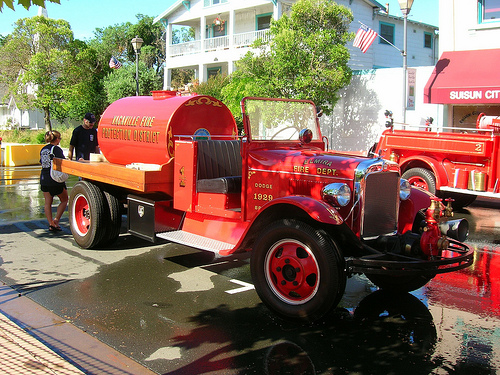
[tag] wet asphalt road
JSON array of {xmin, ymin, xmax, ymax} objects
[{"xmin": 1, "ymin": 165, "xmax": 500, "ymax": 374}]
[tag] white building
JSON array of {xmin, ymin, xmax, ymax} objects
[
  {"xmin": 154, "ymin": 0, "xmax": 438, "ymax": 89},
  {"xmin": 423, "ymin": 0, "xmax": 500, "ymax": 128}
]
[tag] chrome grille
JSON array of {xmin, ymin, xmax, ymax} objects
[{"xmin": 361, "ymin": 171, "xmax": 399, "ymax": 239}]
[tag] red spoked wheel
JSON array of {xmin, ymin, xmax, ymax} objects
[
  {"xmin": 402, "ymin": 167, "xmax": 436, "ymax": 195},
  {"xmin": 69, "ymin": 181, "xmax": 107, "ymax": 249},
  {"xmin": 251, "ymin": 219, "xmax": 345, "ymax": 322}
]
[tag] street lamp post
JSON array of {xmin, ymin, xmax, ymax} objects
[
  {"xmin": 131, "ymin": 36, "xmax": 144, "ymax": 96},
  {"xmin": 398, "ymin": 0, "xmax": 414, "ymax": 124}
]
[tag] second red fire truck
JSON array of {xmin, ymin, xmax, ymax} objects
[{"xmin": 375, "ymin": 111, "xmax": 500, "ymax": 209}]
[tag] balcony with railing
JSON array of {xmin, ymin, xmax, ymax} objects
[{"xmin": 168, "ymin": 29, "xmax": 270, "ymax": 58}]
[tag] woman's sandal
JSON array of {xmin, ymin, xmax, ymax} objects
[{"xmin": 49, "ymin": 225, "xmax": 62, "ymax": 231}]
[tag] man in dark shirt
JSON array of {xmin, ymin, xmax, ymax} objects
[{"xmin": 68, "ymin": 112, "xmax": 99, "ymax": 160}]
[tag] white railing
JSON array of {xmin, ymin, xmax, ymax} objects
[
  {"xmin": 168, "ymin": 29, "xmax": 270, "ymax": 58},
  {"xmin": 169, "ymin": 40, "xmax": 201, "ymax": 57},
  {"xmin": 204, "ymin": 35, "xmax": 229, "ymax": 51},
  {"xmin": 233, "ymin": 29, "xmax": 271, "ymax": 47}
]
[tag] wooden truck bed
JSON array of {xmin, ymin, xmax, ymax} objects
[{"xmin": 54, "ymin": 158, "xmax": 174, "ymax": 195}]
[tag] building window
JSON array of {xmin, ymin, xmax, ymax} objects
[
  {"xmin": 379, "ymin": 22, "xmax": 394, "ymax": 45},
  {"xmin": 424, "ymin": 32, "xmax": 432, "ymax": 48},
  {"xmin": 207, "ymin": 67, "xmax": 222, "ymax": 79},
  {"xmin": 479, "ymin": 0, "xmax": 500, "ymax": 23},
  {"xmin": 256, "ymin": 13, "xmax": 272, "ymax": 30},
  {"xmin": 204, "ymin": 0, "xmax": 228, "ymax": 6}
]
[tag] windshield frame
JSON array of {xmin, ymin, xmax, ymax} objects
[{"xmin": 241, "ymin": 97, "xmax": 322, "ymax": 142}]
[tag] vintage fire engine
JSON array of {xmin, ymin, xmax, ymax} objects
[
  {"xmin": 55, "ymin": 92, "xmax": 473, "ymax": 321},
  {"xmin": 375, "ymin": 111, "xmax": 500, "ymax": 208}
]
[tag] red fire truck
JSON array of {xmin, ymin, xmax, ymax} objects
[
  {"xmin": 374, "ymin": 111, "xmax": 500, "ymax": 209},
  {"xmin": 55, "ymin": 92, "xmax": 473, "ymax": 321}
]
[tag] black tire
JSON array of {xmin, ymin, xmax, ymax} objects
[
  {"xmin": 69, "ymin": 181, "xmax": 108, "ymax": 249},
  {"xmin": 366, "ymin": 273, "xmax": 435, "ymax": 293},
  {"xmin": 251, "ymin": 219, "xmax": 345, "ymax": 322},
  {"xmin": 402, "ymin": 167, "xmax": 436, "ymax": 195},
  {"xmin": 100, "ymin": 191, "xmax": 122, "ymax": 246}
]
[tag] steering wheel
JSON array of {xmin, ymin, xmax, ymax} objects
[{"xmin": 270, "ymin": 126, "xmax": 299, "ymax": 140}]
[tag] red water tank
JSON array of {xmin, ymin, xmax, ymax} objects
[{"xmin": 98, "ymin": 91, "xmax": 238, "ymax": 165}]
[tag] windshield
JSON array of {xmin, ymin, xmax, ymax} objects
[{"xmin": 243, "ymin": 98, "xmax": 321, "ymax": 141}]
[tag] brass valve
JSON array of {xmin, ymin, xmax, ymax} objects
[
  {"xmin": 429, "ymin": 197, "xmax": 442, "ymax": 222},
  {"xmin": 444, "ymin": 198, "xmax": 454, "ymax": 218}
]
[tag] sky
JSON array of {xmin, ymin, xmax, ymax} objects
[{"xmin": 0, "ymin": 0, "xmax": 438, "ymax": 40}]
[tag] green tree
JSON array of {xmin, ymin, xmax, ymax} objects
[
  {"xmin": 89, "ymin": 22, "xmax": 132, "ymax": 73},
  {"xmin": 0, "ymin": 0, "xmax": 59, "ymax": 12},
  {"xmin": 0, "ymin": 16, "xmax": 91, "ymax": 130},
  {"xmin": 223, "ymin": 0, "xmax": 354, "ymax": 116},
  {"xmin": 55, "ymin": 41, "xmax": 108, "ymax": 121},
  {"xmin": 128, "ymin": 14, "xmax": 165, "ymax": 74},
  {"xmin": 103, "ymin": 62, "xmax": 162, "ymax": 103},
  {"xmin": 171, "ymin": 68, "xmax": 195, "ymax": 90},
  {"xmin": 90, "ymin": 14, "xmax": 165, "ymax": 102},
  {"xmin": 193, "ymin": 74, "xmax": 230, "ymax": 100}
]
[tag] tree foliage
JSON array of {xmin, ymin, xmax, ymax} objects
[
  {"xmin": 0, "ymin": 0, "xmax": 59, "ymax": 12},
  {"xmin": 0, "ymin": 12, "xmax": 166, "ymax": 129},
  {"xmin": 103, "ymin": 62, "xmax": 162, "ymax": 103},
  {"xmin": 90, "ymin": 15, "xmax": 165, "ymax": 76},
  {"xmin": 91, "ymin": 15, "xmax": 165, "ymax": 102},
  {"xmin": 222, "ymin": 0, "xmax": 354, "ymax": 116},
  {"xmin": 0, "ymin": 16, "xmax": 91, "ymax": 130}
]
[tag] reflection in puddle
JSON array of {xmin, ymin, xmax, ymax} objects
[{"xmin": 0, "ymin": 166, "xmax": 77, "ymax": 223}]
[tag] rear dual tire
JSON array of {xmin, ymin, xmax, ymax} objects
[{"xmin": 69, "ymin": 181, "xmax": 122, "ymax": 249}]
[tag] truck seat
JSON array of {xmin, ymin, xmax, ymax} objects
[{"xmin": 196, "ymin": 140, "xmax": 242, "ymax": 194}]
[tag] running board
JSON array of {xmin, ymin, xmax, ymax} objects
[{"xmin": 156, "ymin": 230, "xmax": 235, "ymax": 255}]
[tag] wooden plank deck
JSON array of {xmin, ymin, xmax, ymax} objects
[{"xmin": 53, "ymin": 158, "xmax": 174, "ymax": 195}]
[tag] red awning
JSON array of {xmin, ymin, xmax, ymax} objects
[{"xmin": 424, "ymin": 49, "xmax": 500, "ymax": 104}]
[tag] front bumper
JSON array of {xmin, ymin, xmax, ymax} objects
[{"xmin": 346, "ymin": 239, "xmax": 474, "ymax": 276}]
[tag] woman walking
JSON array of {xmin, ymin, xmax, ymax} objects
[{"xmin": 40, "ymin": 130, "xmax": 68, "ymax": 231}]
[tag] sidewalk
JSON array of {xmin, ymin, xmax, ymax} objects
[
  {"xmin": 0, "ymin": 310, "xmax": 84, "ymax": 374},
  {"xmin": 0, "ymin": 284, "xmax": 156, "ymax": 375}
]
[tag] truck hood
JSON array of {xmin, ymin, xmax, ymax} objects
[{"xmin": 249, "ymin": 148, "xmax": 390, "ymax": 180}]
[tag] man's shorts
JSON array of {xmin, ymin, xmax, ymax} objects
[{"xmin": 41, "ymin": 184, "xmax": 67, "ymax": 197}]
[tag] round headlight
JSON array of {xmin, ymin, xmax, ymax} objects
[
  {"xmin": 400, "ymin": 178, "xmax": 411, "ymax": 200},
  {"xmin": 322, "ymin": 183, "xmax": 351, "ymax": 207}
]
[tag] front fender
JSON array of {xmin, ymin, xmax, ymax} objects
[
  {"xmin": 398, "ymin": 186, "xmax": 432, "ymax": 233},
  {"xmin": 401, "ymin": 155, "xmax": 448, "ymax": 188},
  {"xmin": 260, "ymin": 196, "xmax": 344, "ymax": 225},
  {"xmin": 233, "ymin": 196, "xmax": 345, "ymax": 255}
]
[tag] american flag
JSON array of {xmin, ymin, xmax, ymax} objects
[
  {"xmin": 353, "ymin": 25, "xmax": 378, "ymax": 53},
  {"xmin": 109, "ymin": 56, "xmax": 122, "ymax": 69}
]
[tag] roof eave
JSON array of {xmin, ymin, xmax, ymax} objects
[{"xmin": 153, "ymin": 0, "xmax": 184, "ymax": 24}]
